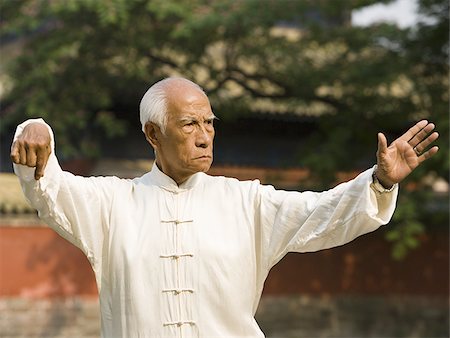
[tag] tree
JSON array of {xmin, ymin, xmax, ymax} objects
[{"xmin": 1, "ymin": 0, "xmax": 448, "ymax": 258}]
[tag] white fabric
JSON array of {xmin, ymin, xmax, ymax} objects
[{"xmin": 14, "ymin": 119, "xmax": 398, "ymax": 338}]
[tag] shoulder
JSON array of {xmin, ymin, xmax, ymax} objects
[
  {"xmin": 78, "ymin": 174, "xmax": 133, "ymax": 194},
  {"xmin": 204, "ymin": 172, "xmax": 258, "ymax": 185},
  {"xmin": 202, "ymin": 173, "xmax": 262, "ymax": 195}
]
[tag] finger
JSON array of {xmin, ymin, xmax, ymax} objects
[
  {"xmin": 10, "ymin": 141, "xmax": 20, "ymax": 164},
  {"xmin": 18, "ymin": 142, "xmax": 27, "ymax": 165},
  {"xmin": 377, "ymin": 132, "xmax": 388, "ymax": 155},
  {"xmin": 413, "ymin": 131, "xmax": 439, "ymax": 154},
  {"xmin": 418, "ymin": 146, "xmax": 439, "ymax": 164},
  {"xmin": 26, "ymin": 147, "xmax": 37, "ymax": 168},
  {"xmin": 398, "ymin": 120, "xmax": 429, "ymax": 143},
  {"xmin": 408, "ymin": 122, "xmax": 436, "ymax": 148},
  {"xmin": 34, "ymin": 148, "xmax": 50, "ymax": 180}
]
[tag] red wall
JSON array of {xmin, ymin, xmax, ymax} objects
[
  {"xmin": 0, "ymin": 225, "xmax": 448, "ymax": 298},
  {"xmin": 265, "ymin": 226, "xmax": 449, "ymax": 296},
  {"xmin": 0, "ymin": 227, "xmax": 97, "ymax": 298}
]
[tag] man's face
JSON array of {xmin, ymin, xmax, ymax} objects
[{"xmin": 150, "ymin": 84, "xmax": 215, "ymax": 184}]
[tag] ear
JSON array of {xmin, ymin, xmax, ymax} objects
[{"xmin": 144, "ymin": 122, "xmax": 161, "ymax": 149}]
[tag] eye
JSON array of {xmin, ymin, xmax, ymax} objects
[
  {"xmin": 205, "ymin": 119, "xmax": 215, "ymax": 128},
  {"xmin": 183, "ymin": 119, "xmax": 197, "ymax": 127},
  {"xmin": 182, "ymin": 120, "xmax": 196, "ymax": 132}
]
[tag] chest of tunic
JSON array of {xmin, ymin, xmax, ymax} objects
[
  {"xmin": 158, "ymin": 188, "xmax": 199, "ymax": 337},
  {"xmin": 104, "ymin": 178, "xmax": 262, "ymax": 338}
]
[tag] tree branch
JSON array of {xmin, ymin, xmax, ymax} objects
[
  {"xmin": 228, "ymin": 67, "xmax": 350, "ymax": 111},
  {"xmin": 147, "ymin": 52, "xmax": 179, "ymax": 69}
]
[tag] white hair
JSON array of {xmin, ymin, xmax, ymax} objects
[
  {"xmin": 139, "ymin": 77, "xmax": 205, "ymax": 135},
  {"xmin": 139, "ymin": 79, "xmax": 169, "ymax": 135}
]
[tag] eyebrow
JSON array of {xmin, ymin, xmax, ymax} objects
[
  {"xmin": 179, "ymin": 115, "xmax": 217, "ymax": 123},
  {"xmin": 206, "ymin": 115, "xmax": 218, "ymax": 121}
]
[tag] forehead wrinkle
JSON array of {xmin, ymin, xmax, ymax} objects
[{"xmin": 165, "ymin": 82, "xmax": 214, "ymax": 125}]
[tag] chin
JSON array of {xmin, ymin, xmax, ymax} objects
[
  {"xmin": 202, "ymin": 166, "xmax": 212, "ymax": 173},
  {"xmin": 195, "ymin": 161, "xmax": 213, "ymax": 173},
  {"xmin": 200, "ymin": 163, "xmax": 212, "ymax": 173}
]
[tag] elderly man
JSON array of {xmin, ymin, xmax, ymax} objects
[{"xmin": 11, "ymin": 77, "xmax": 439, "ymax": 338}]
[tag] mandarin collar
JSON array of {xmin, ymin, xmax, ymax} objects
[{"xmin": 146, "ymin": 162, "xmax": 204, "ymax": 193}]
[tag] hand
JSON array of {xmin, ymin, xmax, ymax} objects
[
  {"xmin": 10, "ymin": 122, "xmax": 51, "ymax": 180},
  {"xmin": 375, "ymin": 120, "xmax": 439, "ymax": 188}
]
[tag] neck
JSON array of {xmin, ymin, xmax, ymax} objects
[{"xmin": 155, "ymin": 159, "xmax": 190, "ymax": 186}]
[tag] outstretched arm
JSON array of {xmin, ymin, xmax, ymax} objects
[
  {"xmin": 375, "ymin": 120, "xmax": 439, "ymax": 188},
  {"xmin": 10, "ymin": 119, "xmax": 125, "ymax": 288}
]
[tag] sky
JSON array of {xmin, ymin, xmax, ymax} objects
[{"xmin": 352, "ymin": 0, "xmax": 420, "ymax": 28}]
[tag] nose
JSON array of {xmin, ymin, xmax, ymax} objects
[{"xmin": 195, "ymin": 125, "xmax": 213, "ymax": 148}]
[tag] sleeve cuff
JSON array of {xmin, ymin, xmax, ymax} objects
[{"xmin": 371, "ymin": 165, "xmax": 398, "ymax": 194}]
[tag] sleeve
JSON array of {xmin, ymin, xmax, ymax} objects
[
  {"xmin": 13, "ymin": 118, "xmax": 122, "ymax": 285},
  {"xmin": 255, "ymin": 167, "xmax": 398, "ymax": 270}
]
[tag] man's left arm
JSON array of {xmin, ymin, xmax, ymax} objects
[{"xmin": 257, "ymin": 120, "xmax": 439, "ymax": 270}]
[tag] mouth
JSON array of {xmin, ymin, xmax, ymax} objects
[{"xmin": 194, "ymin": 155, "xmax": 212, "ymax": 160}]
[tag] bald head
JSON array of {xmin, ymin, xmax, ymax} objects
[
  {"xmin": 139, "ymin": 77, "xmax": 206, "ymax": 134},
  {"xmin": 163, "ymin": 77, "xmax": 204, "ymax": 95}
]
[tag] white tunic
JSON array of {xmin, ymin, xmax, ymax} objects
[{"xmin": 14, "ymin": 119, "xmax": 398, "ymax": 338}]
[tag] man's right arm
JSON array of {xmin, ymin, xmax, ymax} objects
[{"xmin": 10, "ymin": 119, "xmax": 121, "ymax": 285}]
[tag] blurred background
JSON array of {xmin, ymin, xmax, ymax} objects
[{"xmin": 0, "ymin": 0, "xmax": 448, "ymax": 337}]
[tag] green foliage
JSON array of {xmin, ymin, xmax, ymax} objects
[
  {"xmin": 387, "ymin": 194, "xmax": 426, "ymax": 260},
  {"xmin": 386, "ymin": 189, "xmax": 449, "ymax": 260},
  {"xmin": 1, "ymin": 0, "xmax": 448, "ymax": 257}
]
